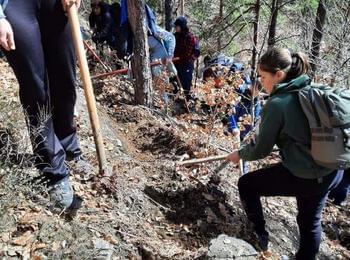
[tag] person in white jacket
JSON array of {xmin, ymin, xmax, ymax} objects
[{"xmin": 148, "ymin": 26, "xmax": 177, "ymax": 77}]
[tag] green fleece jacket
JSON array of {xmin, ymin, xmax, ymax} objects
[{"xmin": 239, "ymin": 74, "xmax": 333, "ymax": 179}]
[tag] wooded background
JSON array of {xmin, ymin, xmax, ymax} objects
[
  {"xmin": 79, "ymin": 0, "xmax": 350, "ymax": 105},
  {"xmin": 139, "ymin": 0, "xmax": 349, "ymax": 86}
]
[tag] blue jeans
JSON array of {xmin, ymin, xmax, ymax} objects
[
  {"xmin": 148, "ymin": 36, "xmax": 167, "ymax": 76},
  {"xmin": 238, "ymin": 163, "xmax": 343, "ymax": 259}
]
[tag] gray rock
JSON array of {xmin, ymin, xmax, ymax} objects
[
  {"xmin": 208, "ymin": 234, "xmax": 257, "ymax": 260},
  {"xmin": 93, "ymin": 239, "xmax": 114, "ymax": 260},
  {"xmin": 116, "ymin": 138, "xmax": 123, "ymax": 148}
]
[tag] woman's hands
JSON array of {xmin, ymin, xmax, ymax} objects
[
  {"xmin": 0, "ymin": 18, "xmax": 15, "ymax": 51},
  {"xmin": 227, "ymin": 150, "xmax": 240, "ymax": 164},
  {"xmin": 61, "ymin": 0, "xmax": 81, "ymax": 12}
]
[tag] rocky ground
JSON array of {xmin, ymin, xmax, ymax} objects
[{"xmin": 0, "ymin": 59, "xmax": 349, "ymax": 259}]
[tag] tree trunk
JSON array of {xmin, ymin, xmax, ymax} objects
[
  {"xmin": 179, "ymin": 0, "xmax": 185, "ymax": 16},
  {"xmin": 331, "ymin": 2, "xmax": 350, "ymax": 85},
  {"xmin": 158, "ymin": 1, "xmax": 165, "ymax": 27},
  {"xmin": 251, "ymin": 0, "xmax": 261, "ymax": 82},
  {"xmin": 165, "ymin": 0, "xmax": 173, "ymax": 32},
  {"xmin": 217, "ymin": 0, "xmax": 224, "ymax": 51},
  {"xmin": 310, "ymin": 0, "xmax": 327, "ymax": 75},
  {"xmin": 127, "ymin": 0, "xmax": 153, "ymax": 106},
  {"xmin": 267, "ymin": 0, "xmax": 281, "ymax": 48}
]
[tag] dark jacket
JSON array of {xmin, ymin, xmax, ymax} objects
[
  {"xmin": 174, "ymin": 16, "xmax": 197, "ymax": 65},
  {"xmin": 174, "ymin": 32, "xmax": 196, "ymax": 65},
  {"xmin": 89, "ymin": 3, "xmax": 116, "ymax": 47},
  {"xmin": 239, "ymin": 75, "xmax": 333, "ymax": 179}
]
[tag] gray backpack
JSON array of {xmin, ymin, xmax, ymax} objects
[{"xmin": 297, "ymin": 84, "xmax": 350, "ymax": 170}]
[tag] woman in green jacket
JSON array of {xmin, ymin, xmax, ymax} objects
[{"xmin": 227, "ymin": 47, "xmax": 344, "ymax": 260}]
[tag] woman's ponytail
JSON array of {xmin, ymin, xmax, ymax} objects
[
  {"xmin": 285, "ymin": 52, "xmax": 310, "ymax": 81},
  {"xmin": 258, "ymin": 48, "xmax": 310, "ymax": 82}
]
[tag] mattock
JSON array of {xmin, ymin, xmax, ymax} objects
[{"xmin": 176, "ymin": 154, "xmax": 232, "ymax": 192}]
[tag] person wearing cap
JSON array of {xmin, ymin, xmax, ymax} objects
[
  {"xmin": 0, "ymin": 0, "xmax": 83, "ymax": 211},
  {"xmin": 173, "ymin": 16, "xmax": 198, "ymax": 99}
]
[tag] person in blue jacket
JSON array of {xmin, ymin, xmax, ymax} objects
[
  {"xmin": 0, "ymin": 0, "xmax": 83, "ymax": 210},
  {"xmin": 149, "ymin": 26, "xmax": 177, "ymax": 77},
  {"xmin": 226, "ymin": 83, "xmax": 261, "ymax": 140},
  {"xmin": 119, "ymin": 1, "xmax": 177, "ymax": 77}
]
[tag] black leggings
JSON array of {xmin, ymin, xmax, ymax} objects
[
  {"xmin": 4, "ymin": 0, "xmax": 81, "ymax": 182},
  {"xmin": 238, "ymin": 163, "xmax": 343, "ymax": 260}
]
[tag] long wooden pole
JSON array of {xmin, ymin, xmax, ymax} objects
[
  {"xmin": 83, "ymin": 41, "xmax": 110, "ymax": 71},
  {"xmin": 92, "ymin": 57, "xmax": 180, "ymax": 80},
  {"xmin": 68, "ymin": 5, "xmax": 108, "ymax": 175},
  {"xmin": 177, "ymin": 154, "xmax": 229, "ymax": 167}
]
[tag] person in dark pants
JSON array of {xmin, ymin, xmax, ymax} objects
[
  {"xmin": 0, "ymin": 0, "xmax": 82, "ymax": 210},
  {"xmin": 329, "ymin": 169, "xmax": 349, "ymax": 205},
  {"xmin": 173, "ymin": 16, "xmax": 197, "ymax": 99},
  {"xmin": 227, "ymin": 47, "xmax": 344, "ymax": 260}
]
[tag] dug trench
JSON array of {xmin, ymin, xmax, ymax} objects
[
  {"xmin": 93, "ymin": 79, "xmax": 350, "ymax": 259},
  {"xmin": 90, "ymin": 84, "xmax": 264, "ymax": 256},
  {"xmin": 1, "ymin": 56, "xmax": 349, "ymax": 258},
  {"xmin": 143, "ymin": 177, "xmax": 253, "ymax": 251}
]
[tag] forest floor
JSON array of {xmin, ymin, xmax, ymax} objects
[{"xmin": 0, "ymin": 59, "xmax": 349, "ymax": 260}]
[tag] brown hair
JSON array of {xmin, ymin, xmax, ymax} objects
[{"xmin": 258, "ymin": 47, "xmax": 310, "ymax": 82}]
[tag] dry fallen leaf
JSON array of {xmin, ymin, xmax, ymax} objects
[
  {"xmin": 31, "ymin": 243, "xmax": 47, "ymax": 252},
  {"xmin": 11, "ymin": 231, "xmax": 33, "ymax": 246},
  {"xmin": 31, "ymin": 255, "xmax": 43, "ymax": 260},
  {"xmin": 103, "ymin": 234, "xmax": 119, "ymax": 245}
]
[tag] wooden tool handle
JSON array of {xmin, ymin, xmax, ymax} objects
[
  {"xmin": 92, "ymin": 57, "xmax": 181, "ymax": 80},
  {"xmin": 83, "ymin": 41, "xmax": 110, "ymax": 71},
  {"xmin": 177, "ymin": 154, "xmax": 229, "ymax": 167},
  {"xmin": 68, "ymin": 4, "xmax": 108, "ymax": 175}
]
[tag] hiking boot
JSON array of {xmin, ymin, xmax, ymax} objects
[{"xmin": 49, "ymin": 177, "xmax": 74, "ymax": 209}]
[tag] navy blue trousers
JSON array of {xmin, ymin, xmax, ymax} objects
[
  {"xmin": 4, "ymin": 0, "xmax": 81, "ymax": 183},
  {"xmin": 175, "ymin": 62, "xmax": 194, "ymax": 99},
  {"xmin": 329, "ymin": 169, "xmax": 349, "ymax": 205},
  {"xmin": 238, "ymin": 163, "xmax": 343, "ymax": 260}
]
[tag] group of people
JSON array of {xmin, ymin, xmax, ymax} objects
[
  {"xmin": 0, "ymin": 1, "xmax": 348, "ymax": 259},
  {"xmin": 201, "ymin": 54, "xmax": 262, "ymax": 140},
  {"xmin": 0, "ymin": 0, "xmax": 201, "ymax": 212},
  {"xmin": 88, "ymin": 0, "xmax": 199, "ymax": 97}
]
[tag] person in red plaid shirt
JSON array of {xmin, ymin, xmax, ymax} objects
[{"xmin": 174, "ymin": 16, "xmax": 198, "ymax": 100}]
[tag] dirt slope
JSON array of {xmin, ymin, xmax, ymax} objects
[{"xmin": 0, "ymin": 59, "xmax": 349, "ymax": 259}]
